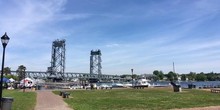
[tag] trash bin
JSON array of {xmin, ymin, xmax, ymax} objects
[
  {"xmin": 37, "ymin": 85, "xmax": 41, "ymax": 90},
  {"xmin": 173, "ymin": 85, "xmax": 181, "ymax": 92},
  {"xmin": 1, "ymin": 97, "xmax": 14, "ymax": 110},
  {"xmin": 63, "ymin": 93, "xmax": 67, "ymax": 98},
  {"xmin": 62, "ymin": 92, "xmax": 70, "ymax": 98}
]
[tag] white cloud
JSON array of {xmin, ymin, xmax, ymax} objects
[
  {"xmin": 0, "ymin": 0, "xmax": 67, "ymax": 71},
  {"xmin": 106, "ymin": 43, "xmax": 119, "ymax": 48},
  {"xmin": 0, "ymin": 0, "xmax": 66, "ymax": 33}
]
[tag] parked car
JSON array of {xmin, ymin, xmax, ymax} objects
[
  {"xmin": 69, "ymin": 84, "xmax": 83, "ymax": 89},
  {"xmin": 100, "ymin": 84, "xmax": 112, "ymax": 89}
]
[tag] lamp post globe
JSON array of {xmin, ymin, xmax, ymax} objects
[
  {"xmin": 1, "ymin": 32, "xmax": 10, "ymax": 48},
  {"xmin": 0, "ymin": 32, "xmax": 10, "ymax": 109}
]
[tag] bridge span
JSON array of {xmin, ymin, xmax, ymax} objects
[{"xmin": 11, "ymin": 71, "xmax": 120, "ymax": 81}]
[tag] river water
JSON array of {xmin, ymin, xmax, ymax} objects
[
  {"xmin": 150, "ymin": 81, "xmax": 220, "ymax": 89},
  {"xmin": 97, "ymin": 81, "xmax": 220, "ymax": 89}
]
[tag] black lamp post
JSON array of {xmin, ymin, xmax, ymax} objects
[
  {"xmin": 23, "ymin": 68, "xmax": 26, "ymax": 93},
  {"xmin": 131, "ymin": 69, "xmax": 133, "ymax": 88},
  {"xmin": 0, "ymin": 32, "xmax": 10, "ymax": 108}
]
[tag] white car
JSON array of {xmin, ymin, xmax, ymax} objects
[
  {"xmin": 69, "ymin": 84, "xmax": 83, "ymax": 89},
  {"xmin": 100, "ymin": 84, "xmax": 112, "ymax": 89}
]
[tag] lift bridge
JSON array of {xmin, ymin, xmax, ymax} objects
[
  {"xmin": 9, "ymin": 39, "xmax": 120, "ymax": 81},
  {"xmin": 10, "ymin": 71, "xmax": 119, "ymax": 81}
]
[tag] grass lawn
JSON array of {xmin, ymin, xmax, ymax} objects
[
  {"xmin": 54, "ymin": 88, "xmax": 220, "ymax": 110},
  {"xmin": 3, "ymin": 90, "xmax": 36, "ymax": 110}
]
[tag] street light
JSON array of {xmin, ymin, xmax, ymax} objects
[
  {"xmin": 23, "ymin": 68, "xmax": 26, "ymax": 93},
  {"xmin": 0, "ymin": 32, "xmax": 10, "ymax": 108},
  {"xmin": 131, "ymin": 69, "xmax": 133, "ymax": 88}
]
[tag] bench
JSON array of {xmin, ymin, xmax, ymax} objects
[
  {"xmin": 62, "ymin": 92, "xmax": 70, "ymax": 98},
  {"xmin": 59, "ymin": 91, "xmax": 70, "ymax": 98},
  {"xmin": 210, "ymin": 88, "xmax": 220, "ymax": 93}
]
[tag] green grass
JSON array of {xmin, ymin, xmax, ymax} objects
[
  {"xmin": 3, "ymin": 90, "xmax": 36, "ymax": 110},
  {"xmin": 54, "ymin": 88, "xmax": 220, "ymax": 110}
]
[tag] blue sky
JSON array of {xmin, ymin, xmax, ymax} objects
[{"xmin": 0, "ymin": 0, "xmax": 220, "ymax": 75}]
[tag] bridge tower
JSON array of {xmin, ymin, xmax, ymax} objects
[
  {"xmin": 47, "ymin": 39, "xmax": 66, "ymax": 79},
  {"xmin": 90, "ymin": 49, "xmax": 102, "ymax": 78}
]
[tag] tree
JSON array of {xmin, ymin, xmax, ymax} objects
[
  {"xmin": 158, "ymin": 71, "xmax": 164, "ymax": 80},
  {"xmin": 166, "ymin": 71, "xmax": 177, "ymax": 81},
  {"xmin": 195, "ymin": 72, "xmax": 207, "ymax": 81},
  {"xmin": 4, "ymin": 74, "xmax": 18, "ymax": 81},
  {"xmin": 153, "ymin": 70, "xmax": 164, "ymax": 80},
  {"xmin": 187, "ymin": 72, "xmax": 196, "ymax": 81},
  {"xmin": 153, "ymin": 70, "xmax": 160, "ymax": 76},
  {"xmin": 206, "ymin": 72, "xmax": 217, "ymax": 81},
  {"xmin": 153, "ymin": 70, "xmax": 160, "ymax": 81},
  {"xmin": 16, "ymin": 65, "xmax": 26, "ymax": 81},
  {"xmin": 120, "ymin": 74, "xmax": 127, "ymax": 78},
  {"xmin": 181, "ymin": 74, "xmax": 187, "ymax": 81},
  {"xmin": 3, "ymin": 67, "xmax": 11, "ymax": 75}
]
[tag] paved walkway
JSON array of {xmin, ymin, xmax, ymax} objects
[
  {"xmin": 173, "ymin": 106, "xmax": 220, "ymax": 110},
  {"xmin": 34, "ymin": 90, "xmax": 73, "ymax": 110}
]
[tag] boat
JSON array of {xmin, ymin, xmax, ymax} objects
[
  {"xmin": 112, "ymin": 83, "xmax": 124, "ymax": 88},
  {"xmin": 133, "ymin": 79, "xmax": 151, "ymax": 88},
  {"xmin": 99, "ymin": 84, "xmax": 112, "ymax": 89},
  {"xmin": 123, "ymin": 82, "xmax": 132, "ymax": 87}
]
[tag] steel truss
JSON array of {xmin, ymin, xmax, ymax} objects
[
  {"xmin": 47, "ymin": 39, "xmax": 66, "ymax": 79},
  {"xmin": 90, "ymin": 50, "xmax": 102, "ymax": 78},
  {"xmin": 11, "ymin": 71, "xmax": 118, "ymax": 80}
]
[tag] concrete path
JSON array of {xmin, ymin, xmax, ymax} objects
[
  {"xmin": 34, "ymin": 90, "xmax": 73, "ymax": 110},
  {"xmin": 173, "ymin": 106, "xmax": 220, "ymax": 110}
]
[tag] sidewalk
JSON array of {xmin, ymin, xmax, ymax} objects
[{"xmin": 34, "ymin": 90, "xmax": 73, "ymax": 110}]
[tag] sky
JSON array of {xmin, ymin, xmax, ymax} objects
[{"xmin": 0, "ymin": 0, "xmax": 220, "ymax": 75}]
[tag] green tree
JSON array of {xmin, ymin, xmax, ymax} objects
[
  {"xmin": 3, "ymin": 67, "xmax": 11, "ymax": 75},
  {"xmin": 158, "ymin": 71, "xmax": 164, "ymax": 80},
  {"xmin": 187, "ymin": 72, "xmax": 196, "ymax": 81},
  {"xmin": 181, "ymin": 74, "xmax": 187, "ymax": 81},
  {"xmin": 16, "ymin": 65, "xmax": 26, "ymax": 81},
  {"xmin": 153, "ymin": 70, "xmax": 164, "ymax": 80},
  {"xmin": 166, "ymin": 71, "xmax": 177, "ymax": 81},
  {"xmin": 4, "ymin": 74, "xmax": 18, "ymax": 81},
  {"xmin": 206, "ymin": 72, "xmax": 217, "ymax": 81},
  {"xmin": 153, "ymin": 70, "xmax": 160, "ymax": 81},
  {"xmin": 120, "ymin": 74, "xmax": 127, "ymax": 78},
  {"xmin": 195, "ymin": 72, "xmax": 207, "ymax": 81},
  {"xmin": 153, "ymin": 70, "xmax": 160, "ymax": 76}
]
